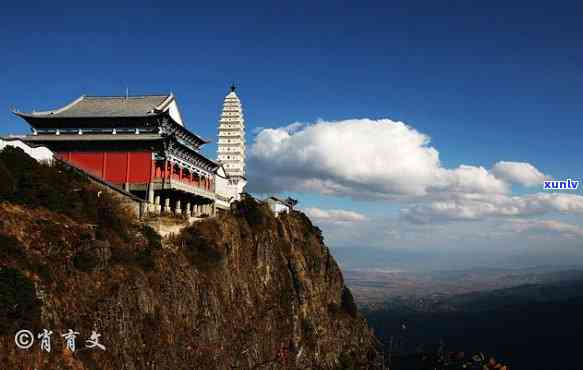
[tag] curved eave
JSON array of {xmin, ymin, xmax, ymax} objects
[
  {"xmin": 170, "ymin": 138, "xmax": 219, "ymax": 170},
  {"xmin": 192, "ymin": 151, "xmax": 219, "ymax": 170},
  {"xmin": 214, "ymin": 167, "xmax": 247, "ymax": 181},
  {"xmin": 12, "ymin": 95, "xmax": 86, "ymax": 118},
  {"xmin": 155, "ymin": 93, "xmax": 175, "ymax": 111},
  {"xmin": 216, "ymin": 174, "xmax": 247, "ymax": 181},
  {"xmin": 163, "ymin": 112, "xmax": 211, "ymax": 146}
]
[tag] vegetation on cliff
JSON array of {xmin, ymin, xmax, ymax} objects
[{"xmin": 0, "ymin": 147, "xmax": 382, "ymax": 369}]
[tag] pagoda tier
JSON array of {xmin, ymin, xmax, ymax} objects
[
  {"xmin": 14, "ymin": 94, "xmax": 219, "ymax": 217},
  {"xmin": 217, "ymin": 86, "xmax": 246, "ymax": 179}
]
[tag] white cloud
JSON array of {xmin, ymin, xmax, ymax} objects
[
  {"xmin": 251, "ymin": 126, "xmax": 265, "ymax": 135},
  {"xmin": 434, "ymin": 165, "xmax": 508, "ymax": 195},
  {"xmin": 303, "ymin": 207, "xmax": 368, "ymax": 223},
  {"xmin": 492, "ymin": 161, "xmax": 548, "ymax": 186},
  {"xmin": 248, "ymin": 118, "xmax": 583, "ymax": 228},
  {"xmin": 401, "ymin": 193, "xmax": 583, "ymax": 224},
  {"xmin": 248, "ymin": 119, "xmax": 507, "ymax": 198}
]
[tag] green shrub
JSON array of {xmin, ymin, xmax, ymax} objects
[
  {"xmin": 336, "ymin": 352, "xmax": 358, "ymax": 370},
  {"xmin": 180, "ymin": 226, "xmax": 225, "ymax": 270},
  {"xmin": 96, "ymin": 192, "xmax": 133, "ymax": 241},
  {"xmin": 0, "ymin": 159, "xmax": 16, "ymax": 200},
  {"xmin": 0, "ymin": 146, "xmax": 39, "ymax": 181},
  {"xmin": 73, "ymin": 249, "xmax": 100, "ymax": 271},
  {"xmin": 0, "ymin": 234, "xmax": 50, "ymax": 279},
  {"xmin": 108, "ymin": 240, "xmax": 155, "ymax": 272},
  {"xmin": 0, "ymin": 267, "xmax": 41, "ymax": 334},
  {"xmin": 233, "ymin": 197, "xmax": 274, "ymax": 230},
  {"xmin": 341, "ymin": 287, "xmax": 358, "ymax": 318},
  {"xmin": 142, "ymin": 225, "xmax": 162, "ymax": 249},
  {"xmin": 0, "ymin": 234, "xmax": 26, "ymax": 264},
  {"xmin": 29, "ymin": 259, "xmax": 51, "ymax": 281},
  {"xmin": 134, "ymin": 246, "xmax": 156, "ymax": 271}
]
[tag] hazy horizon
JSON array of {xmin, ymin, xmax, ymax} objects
[{"xmin": 330, "ymin": 245, "xmax": 583, "ymax": 272}]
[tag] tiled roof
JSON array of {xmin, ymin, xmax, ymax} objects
[{"xmin": 15, "ymin": 95, "xmax": 172, "ymax": 118}]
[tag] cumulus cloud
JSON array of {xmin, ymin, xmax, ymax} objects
[
  {"xmin": 248, "ymin": 119, "xmax": 507, "ymax": 198},
  {"xmin": 492, "ymin": 161, "xmax": 548, "ymax": 186},
  {"xmin": 401, "ymin": 193, "xmax": 583, "ymax": 224},
  {"xmin": 303, "ymin": 207, "xmax": 368, "ymax": 223},
  {"xmin": 248, "ymin": 118, "xmax": 583, "ymax": 226}
]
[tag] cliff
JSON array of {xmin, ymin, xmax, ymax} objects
[{"xmin": 0, "ymin": 146, "xmax": 383, "ymax": 369}]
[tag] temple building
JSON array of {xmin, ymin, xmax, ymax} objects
[
  {"xmin": 13, "ymin": 94, "xmax": 218, "ymax": 217},
  {"xmin": 216, "ymin": 86, "xmax": 247, "ymax": 201}
]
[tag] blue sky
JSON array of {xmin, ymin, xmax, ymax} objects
[{"xmin": 2, "ymin": 1, "xmax": 582, "ymax": 270}]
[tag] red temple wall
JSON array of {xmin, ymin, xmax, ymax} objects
[
  {"xmin": 56, "ymin": 151, "xmax": 153, "ymax": 184},
  {"xmin": 106, "ymin": 152, "xmax": 128, "ymax": 183}
]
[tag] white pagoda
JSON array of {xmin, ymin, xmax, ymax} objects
[{"xmin": 215, "ymin": 85, "xmax": 247, "ymax": 208}]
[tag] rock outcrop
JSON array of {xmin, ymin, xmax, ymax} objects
[{"xmin": 0, "ymin": 146, "xmax": 383, "ymax": 369}]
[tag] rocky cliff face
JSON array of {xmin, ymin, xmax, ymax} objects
[{"xmin": 0, "ymin": 147, "xmax": 383, "ymax": 369}]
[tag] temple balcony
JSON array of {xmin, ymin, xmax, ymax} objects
[
  {"xmin": 148, "ymin": 160, "xmax": 216, "ymax": 200},
  {"xmin": 150, "ymin": 177, "xmax": 215, "ymax": 200}
]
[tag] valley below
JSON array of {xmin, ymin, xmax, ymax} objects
[{"xmin": 345, "ymin": 266, "xmax": 583, "ymax": 370}]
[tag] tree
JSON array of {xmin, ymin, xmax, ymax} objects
[{"xmin": 285, "ymin": 197, "xmax": 298, "ymax": 210}]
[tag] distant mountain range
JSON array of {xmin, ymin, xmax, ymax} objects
[
  {"xmin": 345, "ymin": 266, "xmax": 583, "ymax": 306},
  {"xmin": 355, "ymin": 268, "xmax": 583, "ymax": 370}
]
